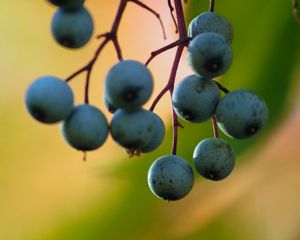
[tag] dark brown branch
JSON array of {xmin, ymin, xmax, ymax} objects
[
  {"xmin": 168, "ymin": 0, "xmax": 179, "ymax": 33},
  {"xmin": 210, "ymin": 0, "xmax": 215, "ymax": 12},
  {"xmin": 145, "ymin": 36, "xmax": 190, "ymax": 66},
  {"xmin": 212, "ymin": 115, "xmax": 219, "ymax": 138}
]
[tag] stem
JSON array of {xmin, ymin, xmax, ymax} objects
[
  {"xmin": 149, "ymin": 0, "xmax": 187, "ymax": 155},
  {"xmin": 214, "ymin": 81, "xmax": 230, "ymax": 94},
  {"xmin": 212, "ymin": 115, "xmax": 219, "ymax": 138},
  {"xmin": 145, "ymin": 37, "xmax": 190, "ymax": 66},
  {"xmin": 210, "ymin": 0, "xmax": 215, "ymax": 12}
]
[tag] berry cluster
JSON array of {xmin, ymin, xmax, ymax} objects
[{"xmin": 26, "ymin": 0, "xmax": 268, "ymax": 201}]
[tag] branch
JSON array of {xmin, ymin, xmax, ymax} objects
[
  {"xmin": 209, "ymin": 0, "xmax": 215, "ymax": 12},
  {"xmin": 214, "ymin": 81, "xmax": 230, "ymax": 94},
  {"xmin": 168, "ymin": 0, "xmax": 179, "ymax": 33},
  {"xmin": 145, "ymin": 36, "xmax": 190, "ymax": 66},
  {"xmin": 129, "ymin": 0, "xmax": 166, "ymax": 39},
  {"xmin": 212, "ymin": 115, "xmax": 219, "ymax": 138}
]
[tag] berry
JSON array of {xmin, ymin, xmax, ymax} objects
[
  {"xmin": 51, "ymin": 7, "xmax": 94, "ymax": 49},
  {"xmin": 105, "ymin": 60, "xmax": 153, "ymax": 110},
  {"xmin": 147, "ymin": 155, "xmax": 194, "ymax": 201},
  {"xmin": 61, "ymin": 104, "xmax": 109, "ymax": 151},
  {"xmin": 216, "ymin": 89, "xmax": 268, "ymax": 139},
  {"xmin": 187, "ymin": 32, "xmax": 233, "ymax": 78},
  {"xmin": 110, "ymin": 109, "xmax": 156, "ymax": 150},
  {"xmin": 25, "ymin": 76, "xmax": 74, "ymax": 124},
  {"xmin": 193, "ymin": 138, "xmax": 235, "ymax": 181},
  {"xmin": 48, "ymin": 0, "xmax": 84, "ymax": 9},
  {"xmin": 188, "ymin": 11, "xmax": 233, "ymax": 44},
  {"xmin": 140, "ymin": 112, "xmax": 165, "ymax": 153},
  {"xmin": 172, "ymin": 74, "xmax": 220, "ymax": 123}
]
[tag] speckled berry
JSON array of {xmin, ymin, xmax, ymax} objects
[
  {"xmin": 216, "ymin": 89, "xmax": 268, "ymax": 139},
  {"xmin": 193, "ymin": 138, "xmax": 235, "ymax": 181},
  {"xmin": 187, "ymin": 32, "xmax": 233, "ymax": 78},
  {"xmin": 25, "ymin": 76, "xmax": 74, "ymax": 124},
  {"xmin": 140, "ymin": 112, "xmax": 165, "ymax": 153},
  {"xmin": 110, "ymin": 109, "xmax": 156, "ymax": 150},
  {"xmin": 147, "ymin": 155, "xmax": 194, "ymax": 201},
  {"xmin": 61, "ymin": 104, "xmax": 109, "ymax": 151},
  {"xmin": 51, "ymin": 7, "xmax": 93, "ymax": 49},
  {"xmin": 172, "ymin": 74, "xmax": 220, "ymax": 123},
  {"xmin": 188, "ymin": 11, "xmax": 233, "ymax": 44},
  {"xmin": 105, "ymin": 60, "xmax": 153, "ymax": 110}
]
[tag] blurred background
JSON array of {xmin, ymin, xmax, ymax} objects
[{"xmin": 1, "ymin": 0, "xmax": 300, "ymax": 239}]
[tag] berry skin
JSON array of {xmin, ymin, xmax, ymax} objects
[
  {"xmin": 147, "ymin": 155, "xmax": 194, "ymax": 201},
  {"xmin": 140, "ymin": 112, "xmax": 165, "ymax": 153},
  {"xmin": 188, "ymin": 11, "xmax": 233, "ymax": 44},
  {"xmin": 61, "ymin": 104, "xmax": 109, "ymax": 151},
  {"xmin": 25, "ymin": 76, "xmax": 74, "ymax": 124},
  {"xmin": 48, "ymin": 0, "xmax": 84, "ymax": 9},
  {"xmin": 216, "ymin": 89, "xmax": 268, "ymax": 139},
  {"xmin": 105, "ymin": 60, "xmax": 153, "ymax": 110},
  {"xmin": 51, "ymin": 7, "xmax": 93, "ymax": 49},
  {"xmin": 193, "ymin": 138, "xmax": 235, "ymax": 181},
  {"xmin": 110, "ymin": 109, "xmax": 156, "ymax": 150},
  {"xmin": 187, "ymin": 32, "xmax": 233, "ymax": 78},
  {"xmin": 172, "ymin": 74, "xmax": 220, "ymax": 123}
]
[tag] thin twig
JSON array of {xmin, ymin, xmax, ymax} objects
[
  {"xmin": 209, "ymin": 0, "xmax": 215, "ymax": 12},
  {"xmin": 145, "ymin": 36, "xmax": 190, "ymax": 66},
  {"xmin": 212, "ymin": 116, "xmax": 219, "ymax": 138},
  {"xmin": 168, "ymin": 0, "xmax": 179, "ymax": 33},
  {"xmin": 214, "ymin": 81, "xmax": 230, "ymax": 94},
  {"xmin": 129, "ymin": 0, "xmax": 166, "ymax": 39}
]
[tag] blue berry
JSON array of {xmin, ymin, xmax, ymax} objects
[
  {"xmin": 140, "ymin": 112, "xmax": 165, "ymax": 153},
  {"xmin": 110, "ymin": 109, "xmax": 156, "ymax": 150},
  {"xmin": 48, "ymin": 0, "xmax": 84, "ymax": 9},
  {"xmin": 193, "ymin": 138, "xmax": 235, "ymax": 181},
  {"xmin": 172, "ymin": 74, "xmax": 220, "ymax": 123},
  {"xmin": 25, "ymin": 76, "xmax": 73, "ymax": 124},
  {"xmin": 147, "ymin": 155, "xmax": 194, "ymax": 201},
  {"xmin": 187, "ymin": 32, "xmax": 233, "ymax": 78},
  {"xmin": 188, "ymin": 11, "xmax": 233, "ymax": 44},
  {"xmin": 51, "ymin": 7, "xmax": 93, "ymax": 49},
  {"xmin": 105, "ymin": 60, "xmax": 153, "ymax": 110},
  {"xmin": 216, "ymin": 89, "xmax": 268, "ymax": 139},
  {"xmin": 61, "ymin": 104, "xmax": 109, "ymax": 151}
]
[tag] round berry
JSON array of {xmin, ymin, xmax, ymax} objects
[
  {"xmin": 140, "ymin": 112, "xmax": 165, "ymax": 153},
  {"xmin": 105, "ymin": 60, "xmax": 153, "ymax": 110},
  {"xmin": 216, "ymin": 89, "xmax": 268, "ymax": 139},
  {"xmin": 61, "ymin": 104, "xmax": 109, "ymax": 151},
  {"xmin": 110, "ymin": 109, "xmax": 156, "ymax": 150},
  {"xmin": 48, "ymin": 0, "xmax": 84, "ymax": 9},
  {"xmin": 147, "ymin": 155, "xmax": 194, "ymax": 201},
  {"xmin": 172, "ymin": 74, "xmax": 220, "ymax": 123},
  {"xmin": 188, "ymin": 11, "xmax": 233, "ymax": 44},
  {"xmin": 51, "ymin": 7, "xmax": 93, "ymax": 49},
  {"xmin": 187, "ymin": 32, "xmax": 233, "ymax": 78},
  {"xmin": 25, "ymin": 76, "xmax": 74, "ymax": 124},
  {"xmin": 193, "ymin": 138, "xmax": 235, "ymax": 181}
]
